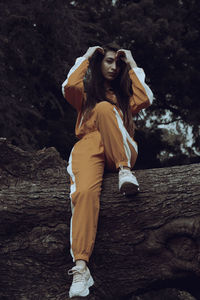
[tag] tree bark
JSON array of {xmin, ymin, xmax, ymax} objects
[{"xmin": 0, "ymin": 138, "xmax": 200, "ymax": 300}]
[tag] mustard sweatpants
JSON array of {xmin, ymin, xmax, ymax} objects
[{"xmin": 67, "ymin": 102, "xmax": 138, "ymax": 262}]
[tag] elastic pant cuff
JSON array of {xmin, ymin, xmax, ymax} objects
[
  {"xmin": 116, "ymin": 161, "xmax": 130, "ymax": 170},
  {"xmin": 74, "ymin": 254, "xmax": 90, "ymax": 263}
]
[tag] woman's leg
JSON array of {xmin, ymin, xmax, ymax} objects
[
  {"xmin": 67, "ymin": 131, "xmax": 104, "ymax": 263},
  {"xmin": 94, "ymin": 101, "xmax": 138, "ymax": 170},
  {"xmin": 94, "ymin": 101, "xmax": 139, "ymax": 195},
  {"xmin": 67, "ymin": 131, "xmax": 104, "ymax": 298}
]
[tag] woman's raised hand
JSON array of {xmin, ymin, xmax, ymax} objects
[
  {"xmin": 116, "ymin": 49, "xmax": 137, "ymax": 68},
  {"xmin": 83, "ymin": 46, "xmax": 104, "ymax": 59}
]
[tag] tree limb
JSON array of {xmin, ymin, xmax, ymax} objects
[{"xmin": 0, "ymin": 138, "xmax": 200, "ymax": 300}]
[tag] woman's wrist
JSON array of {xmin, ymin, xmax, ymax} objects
[{"xmin": 83, "ymin": 46, "xmax": 104, "ymax": 60}]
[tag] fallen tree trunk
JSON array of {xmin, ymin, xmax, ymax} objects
[{"xmin": 0, "ymin": 138, "xmax": 200, "ymax": 300}]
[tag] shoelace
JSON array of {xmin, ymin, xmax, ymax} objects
[{"xmin": 68, "ymin": 267, "xmax": 86, "ymax": 284}]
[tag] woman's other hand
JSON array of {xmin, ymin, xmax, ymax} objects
[
  {"xmin": 116, "ymin": 49, "xmax": 137, "ymax": 68},
  {"xmin": 83, "ymin": 46, "xmax": 104, "ymax": 60}
]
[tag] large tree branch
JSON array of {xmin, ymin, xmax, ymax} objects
[{"xmin": 0, "ymin": 138, "xmax": 200, "ymax": 300}]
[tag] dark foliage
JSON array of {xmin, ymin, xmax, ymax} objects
[{"xmin": 0, "ymin": 0, "xmax": 199, "ymax": 167}]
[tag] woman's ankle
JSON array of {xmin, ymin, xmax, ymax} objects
[
  {"xmin": 122, "ymin": 166, "xmax": 130, "ymax": 170},
  {"xmin": 75, "ymin": 259, "xmax": 87, "ymax": 270},
  {"xmin": 119, "ymin": 165, "xmax": 130, "ymax": 171}
]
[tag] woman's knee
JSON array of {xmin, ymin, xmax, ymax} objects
[{"xmin": 95, "ymin": 101, "xmax": 114, "ymax": 115}]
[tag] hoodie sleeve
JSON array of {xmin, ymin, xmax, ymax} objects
[
  {"xmin": 129, "ymin": 67, "xmax": 154, "ymax": 116},
  {"xmin": 62, "ymin": 57, "xmax": 89, "ymax": 111}
]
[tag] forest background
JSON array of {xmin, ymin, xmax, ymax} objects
[{"xmin": 0, "ymin": 0, "xmax": 199, "ymax": 169}]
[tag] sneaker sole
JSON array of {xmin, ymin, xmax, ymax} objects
[
  {"xmin": 88, "ymin": 275, "xmax": 94, "ymax": 288},
  {"xmin": 120, "ymin": 182, "xmax": 139, "ymax": 196}
]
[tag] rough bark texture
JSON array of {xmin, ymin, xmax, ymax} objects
[{"xmin": 0, "ymin": 138, "xmax": 200, "ymax": 300}]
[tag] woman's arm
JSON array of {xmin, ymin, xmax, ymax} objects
[
  {"xmin": 117, "ymin": 49, "xmax": 154, "ymax": 115},
  {"xmin": 62, "ymin": 46, "xmax": 104, "ymax": 112},
  {"xmin": 62, "ymin": 57, "xmax": 89, "ymax": 111}
]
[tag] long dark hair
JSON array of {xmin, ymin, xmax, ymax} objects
[{"xmin": 83, "ymin": 42, "xmax": 135, "ymax": 136}]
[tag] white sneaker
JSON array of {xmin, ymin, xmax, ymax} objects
[
  {"xmin": 119, "ymin": 166, "xmax": 139, "ymax": 195},
  {"xmin": 68, "ymin": 265, "xmax": 94, "ymax": 298}
]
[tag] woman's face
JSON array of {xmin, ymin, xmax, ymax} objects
[{"xmin": 101, "ymin": 51, "xmax": 121, "ymax": 81}]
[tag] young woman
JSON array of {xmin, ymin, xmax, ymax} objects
[{"xmin": 62, "ymin": 43, "xmax": 153, "ymax": 298}]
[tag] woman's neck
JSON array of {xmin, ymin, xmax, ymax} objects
[{"xmin": 104, "ymin": 80, "xmax": 113, "ymax": 91}]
